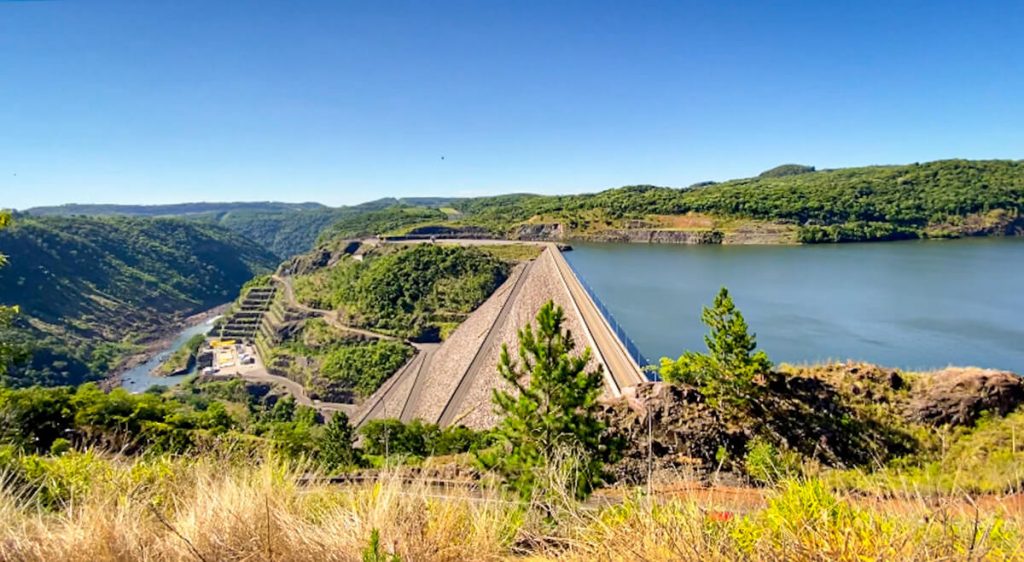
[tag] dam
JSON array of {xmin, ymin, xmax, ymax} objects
[{"xmin": 353, "ymin": 244, "xmax": 651, "ymax": 430}]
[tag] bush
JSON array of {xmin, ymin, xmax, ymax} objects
[
  {"xmin": 359, "ymin": 419, "xmax": 490, "ymax": 459},
  {"xmin": 743, "ymin": 437, "xmax": 801, "ymax": 485}
]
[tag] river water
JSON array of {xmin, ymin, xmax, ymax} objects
[
  {"xmin": 563, "ymin": 238, "xmax": 1024, "ymax": 373},
  {"xmin": 119, "ymin": 315, "xmax": 221, "ymax": 392}
]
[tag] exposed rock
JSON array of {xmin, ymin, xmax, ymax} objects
[
  {"xmin": 722, "ymin": 223, "xmax": 799, "ymax": 244},
  {"xmin": 582, "ymin": 229, "xmax": 724, "ymax": 244},
  {"xmin": 277, "ymin": 240, "xmax": 360, "ymax": 276},
  {"xmin": 599, "ymin": 382, "xmax": 744, "ymax": 484},
  {"xmin": 514, "ymin": 223, "xmax": 565, "ymax": 241},
  {"xmin": 908, "ymin": 367, "xmax": 1024, "ymax": 427}
]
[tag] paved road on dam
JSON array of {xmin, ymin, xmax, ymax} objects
[{"xmin": 547, "ymin": 244, "xmax": 648, "ymax": 394}]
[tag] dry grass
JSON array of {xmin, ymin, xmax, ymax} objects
[{"xmin": 1, "ymin": 452, "xmax": 1022, "ymax": 561}]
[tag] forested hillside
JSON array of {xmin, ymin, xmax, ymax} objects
[
  {"xmin": 0, "ymin": 215, "xmax": 277, "ymax": 387},
  {"xmin": 23, "ymin": 202, "xmax": 327, "ymax": 217},
  {"xmin": 26, "ymin": 199, "xmax": 461, "ymax": 258},
  {"xmin": 316, "ymin": 159, "xmax": 1024, "ymax": 244},
  {"xmin": 26, "ymin": 203, "xmax": 344, "ymax": 259}
]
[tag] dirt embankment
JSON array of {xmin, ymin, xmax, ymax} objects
[{"xmin": 600, "ymin": 362, "xmax": 1024, "ymax": 484}]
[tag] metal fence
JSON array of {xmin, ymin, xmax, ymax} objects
[{"xmin": 562, "ymin": 259, "xmax": 660, "ymax": 381}]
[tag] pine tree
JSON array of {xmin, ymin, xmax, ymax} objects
[
  {"xmin": 477, "ymin": 301, "xmax": 617, "ymax": 500},
  {"xmin": 320, "ymin": 411, "xmax": 358, "ymax": 470},
  {"xmin": 660, "ymin": 287, "xmax": 772, "ymax": 411}
]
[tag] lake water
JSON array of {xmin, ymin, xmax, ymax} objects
[
  {"xmin": 119, "ymin": 315, "xmax": 220, "ymax": 392},
  {"xmin": 563, "ymin": 238, "xmax": 1024, "ymax": 374}
]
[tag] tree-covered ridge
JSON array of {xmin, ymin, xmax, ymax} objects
[
  {"xmin": 0, "ymin": 215, "xmax": 277, "ymax": 387},
  {"xmin": 23, "ymin": 201, "xmax": 329, "ymax": 218},
  {"xmin": 315, "ymin": 159, "xmax": 1024, "ymax": 244},
  {"xmin": 26, "ymin": 199, "xmax": 461, "ymax": 259},
  {"xmin": 292, "ymin": 244, "xmax": 510, "ymax": 340},
  {"xmin": 26, "ymin": 203, "xmax": 347, "ymax": 259}
]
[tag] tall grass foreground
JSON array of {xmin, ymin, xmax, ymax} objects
[{"xmin": 0, "ymin": 451, "xmax": 1020, "ymax": 561}]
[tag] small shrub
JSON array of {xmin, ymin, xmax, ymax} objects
[
  {"xmin": 743, "ymin": 437, "xmax": 801, "ymax": 485},
  {"xmin": 362, "ymin": 528, "xmax": 401, "ymax": 562}
]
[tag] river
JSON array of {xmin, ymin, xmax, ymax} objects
[
  {"xmin": 563, "ymin": 237, "xmax": 1024, "ymax": 373},
  {"xmin": 119, "ymin": 314, "xmax": 221, "ymax": 392}
]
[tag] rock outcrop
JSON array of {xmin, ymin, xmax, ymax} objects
[
  {"xmin": 514, "ymin": 223, "xmax": 565, "ymax": 241},
  {"xmin": 908, "ymin": 367, "xmax": 1024, "ymax": 427},
  {"xmin": 600, "ymin": 382, "xmax": 743, "ymax": 483},
  {"xmin": 583, "ymin": 229, "xmax": 724, "ymax": 244},
  {"xmin": 278, "ymin": 240, "xmax": 361, "ymax": 276}
]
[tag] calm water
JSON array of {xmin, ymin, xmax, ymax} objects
[
  {"xmin": 119, "ymin": 315, "xmax": 220, "ymax": 392},
  {"xmin": 563, "ymin": 238, "xmax": 1024, "ymax": 373}
]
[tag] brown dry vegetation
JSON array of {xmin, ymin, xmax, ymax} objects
[{"xmin": 1, "ymin": 452, "xmax": 1022, "ymax": 561}]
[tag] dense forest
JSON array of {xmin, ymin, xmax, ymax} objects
[
  {"xmin": 0, "ymin": 215, "xmax": 277, "ymax": 387},
  {"xmin": 315, "ymin": 159, "xmax": 1024, "ymax": 244},
  {"xmin": 26, "ymin": 203, "xmax": 345, "ymax": 259},
  {"xmin": 292, "ymin": 244, "xmax": 510, "ymax": 340},
  {"xmin": 26, "ymin": 198, "xmax": 459, "ymax": 258}
]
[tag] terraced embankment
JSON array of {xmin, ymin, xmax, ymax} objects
[
  {"xmin": 356, "ymin": 244, "xmax": 649, "ymax": 430},
  {"xmin": 215, "ymin": 286, "xmax": 277, "ymax": 340}
]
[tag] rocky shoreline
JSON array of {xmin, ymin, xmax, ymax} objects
[
  {"xmin": 101, "ymin": 303, "xmax": 230, "ymax": 390},
  {"xmin": 513, "ymin": 222, "xmax": 799, "ymax": 245}
]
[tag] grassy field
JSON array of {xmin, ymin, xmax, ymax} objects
[
  {"xmin": 472, "ymin": 243, "xmax": 545, "ymax": 262},
  {"xmin": 1, "ymin": 452, "xmax": 1020, "ymax": 561}
]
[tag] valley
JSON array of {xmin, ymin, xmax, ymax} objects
[{"xmin": 3, "ymin": 158, "xmax": 1024, "ymax": 560}]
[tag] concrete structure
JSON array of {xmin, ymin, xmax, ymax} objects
[{"xmin": 354, "ymin": 245, "xmax": 649, "ymax": 430}]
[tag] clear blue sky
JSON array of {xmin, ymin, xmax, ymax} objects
[{"xmin": 2, "ymin": 0, "xmax": 1022, "ymax": 209}]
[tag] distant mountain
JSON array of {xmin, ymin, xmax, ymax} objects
[
  {"xmin": 23, "ymin": 201, "xmax": 328, "ymax": 217},
  {"xmin": 0, "ymin": 215, "xmax": 278, "ymax": 386},
  {"xmin": 22, "ymin": 199, "xmax": 458, "ymax": 259},
  {"xmin": 24, "ymin": 202, "xmax": 341, "ymax": 259}
]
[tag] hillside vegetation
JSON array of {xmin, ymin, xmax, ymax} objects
[
  {"xmin": 316, "ymin": 159, "xmax": 1024, "ymax": 244},
  {"xmin": 25, "ymin": 202, "xmax": 344, "ymax": 259},
  {"xmin": 0, "ymin": 215, "xmax": 276, "ymax": 387},
  {"xmin": 26, "ymin": 198, "xmax": 460, "ymax": 259},
  {"xmin": 292, "ymin": 244, "xmax": 510, "ymax": 340}
]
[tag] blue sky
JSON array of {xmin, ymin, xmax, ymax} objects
[{"xmin": 2, "ymin": 0, "xmax": 1022, "ymax": 209}]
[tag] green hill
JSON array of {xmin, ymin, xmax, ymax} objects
[
  {"xmin": 25, "ymin": 202, "xmax": 344, "ymax": 259},
  {"xmin": 316, "ymin": 159, "xmax": 1024, "ymax": 245},
  {"xmin": 23, "ymin": 201, "xmax": 328, "ymax": 217},
  {"xmin": 0, "ymin": 215, "xmax": 278, "ymax": 387},
  {"xmin": 25, "ymin": 199, "xmax": 460, "ymax": 259}
]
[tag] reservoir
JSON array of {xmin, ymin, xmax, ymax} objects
[
  {"xmin": 563, "ymin": 237, "xmax": 1024, "ymax": 374},
  {"xmin": 119, "ymin": 314, "xmax": 220, "ymax": 392}
]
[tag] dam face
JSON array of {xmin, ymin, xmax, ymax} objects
[{"xmin": 353, "ymin": 246, "xmax": 645, "ymax": 430}]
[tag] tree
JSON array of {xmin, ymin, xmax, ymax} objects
[
  {"xmin": 477, "ymin": 301, "xmax": 618, "ymax": 500},
  {"xmin": 659, "ymin": 287, "xmax": 772, "ymax": 411},
  {"xmin": 0, "ymin": 210, "xmax": 19, "ymax": 378},
  {"xmin": 320, "ymin": 411, "xmax": 358, "ymax": 470}
]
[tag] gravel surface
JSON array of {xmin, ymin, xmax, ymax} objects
[
  {"xmin": 356, "ymin": 249, "xmax": 618, "ymax": 430},
  {"xmin": 408, "ymin": 262, "xmax": 526, "ymax": 423},
  {"xmin": 379, "ymin": 353, "xmax": 422, "ymax": 419},
  {"xmin": 456, "ymin": 249, "xmax": 608, "ymax": 429}
]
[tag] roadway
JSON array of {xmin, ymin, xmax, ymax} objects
[
  {"xmin": 547, "ymin": 244, "xmax": 648, "ymax": 395},
  {"xmin": 220, "ymin": 345, "xmax": 357, "ymax": 416}
]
